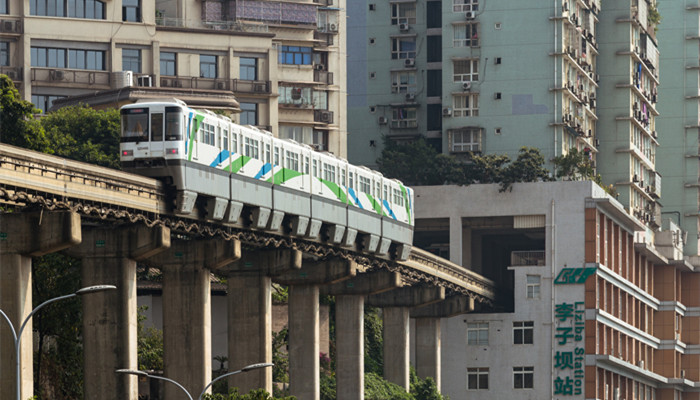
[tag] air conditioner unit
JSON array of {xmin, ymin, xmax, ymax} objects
[
  {"xmin": 442, "ymin": 107, "xmax": 452, "ymax": 116},
  {"xmin": 161, "ymin": 79, "xmax": 170, "ymax": 87},
  {"xmin": 320, "ymin": 111, "xmax": 332, "ymax": 122},
  {"xmin": 399, "ymin": 22, "xmax": 409, "ymax": 31},
  {"xmin": 174, "ymin": 80, "xmax": 183, "ymax": 88},
  {"xmin": 314, "ymin": 64, "xmax": 325, "ymax": 71},
  {"xmin": 253, "ymin": 83, "xmax": 267, "ymax": 92},
  {"xmin": 378, "ymin": 116, "xmax": 388, "ymax": 125},
  {"xmin": 137, "ymin": 75, "xmax": 153, "ymax": 87},
  {"xmin": 404, "ymin": 58, "xmax": 415, "ymax": 67},
  {"xmin": 328, "ymin": 23, "xmax": 337, "ymax": 32},
  {"xmin": 216, "ymin": 81, "xmax": 226, "ymax": 89},
  {"xmin": 5, "ymin": 70, "xmax": 16, "ymax": 80},
  {"xmin": 633, "ymin": 174, "xmax": 639, "ymax": 182},
  {"xmin": 465, "ymin": 11, "xmax": 475, "ymax": 20},
  {"xmin": 462, "ymin": 81, "xmax": 472, "ymax": 90},
  {"xmin": 3, "ymin": 21, "xmax": 13, "ymax": 32},
  {"xmin": 405, "ymin": 93, "xmax": 416, "ymax": 101},
  {"xmin": 291, "ymin": 87, "xmax": 302, "ymax": 100},
  {"xmin": 50, "ymin": 70, "xmax": 65, "ymax": 81}
]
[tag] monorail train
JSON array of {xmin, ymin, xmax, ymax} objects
[{"xmin": 119, "ymin": 99, "xmax": 414, "ymax": 260}]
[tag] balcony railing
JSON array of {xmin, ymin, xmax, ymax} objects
[
  {"xmin": 232, "ymin": 79, "xmax": 271, "ymax": 94},
  {"xmin": 0, "ymin": 67, "xmax": 22, "ymax": 81},
  {"xmin": 390, "ymin": 120, "xmax": 418, "ymax": 129},
  {"xmin": 31, "ymin": 68, "xmax": 111, "ymax": 87},
  {"xmin": 510, "ymin": 250, "xmax": 546, "ymax": 266},
  {"xmin": 313, "ymin": 70, "xmax": 333, "ymax": 85},
  {"xmin": 156, "ymin": 17, "xmax": 269, "ymax": 33},
  {"xmin": 160, "ymin": 76, "xmax": 230, "ymax": 90},
  {"xmin": 313, "ymin": 30, "xmax": 334, "ymax": 46}
]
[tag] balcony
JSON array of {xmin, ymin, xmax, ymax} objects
[
  {"xmin": 232, "ymin": 79, "xmax": 271, "ymax": 94},
  {"xmin": 313, "ymin": 69, "xmax": 333, "ymax": 85},
  {"xmin": 160, "ymin": 76, "xmax": 230, "ymax": 90},
  {"xmin": 510, "ymin": 250, "xmax": 546, "ymax": 266},
  {"xmin": 390, "ymin": 120, "xmax": 418, "ymax": 129},
  {"xmin": 314, "ymin": 30, "xmax": 334, "ymax": 46},
  {"xmin": 156, "ymin": 17, "xmax": 270, "ymax": 33},
  {"xmin": 31, "ymin": 68, "xmax": 111, "ymax": 88},
  {"xmin": 0, "ymin": 67, "xmax": 22, "ymax": 82},
  {"xmin": 313, "ymin": 109, "xmax": 334, "ymax": 124}
]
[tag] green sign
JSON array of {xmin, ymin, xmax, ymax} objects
[
  {"xmin": 0, "ymin": 232, "xmax": 7, "ymax": 240},
  {"xmin": 553, "ymin": 301, "xmax": 585, "ymax": 396},
  {"xmin": 554, "ymin": 267, "xmax": 597, "ymax": 284},
  {"xmin": 95, "ymin": 240, "xmax": 105, "ymax": 248}
]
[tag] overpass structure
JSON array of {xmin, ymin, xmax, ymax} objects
[{"xmin": 0, "ymin": 143, "xmax": 496, "ymax": 400}]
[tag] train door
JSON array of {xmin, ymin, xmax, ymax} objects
[{"xmin": 150, "ymin": 109, "xmax": 164, "ymax": 157}]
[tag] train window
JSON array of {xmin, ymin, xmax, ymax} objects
[
  {"xmin": 223, "ymin": 128, "xmax": 229, "ymax": 151},
  {"xmin": 359, "ymin": 176, "xmax": 370, "ymax": 193},
  {"xmin": 313, "ymin": 159, "xmax": 318, "ymax": 177},
  {"xmin": 393, "ymin": 188, "xmax": 404, "ymax": 206},
  {"xmin": 349, "ymin": 172, "xmax": 354, "ymax": 190},
  {"xmin": 121, "ymin": 108, "xmax": 149, "ymax": 142},
  {"xmin": 383, "ymin": 184, "xmax": 388, "ymax": 201},
  {"xmin": 341, "ymin": 168, "xmax": 346, "ymax": 187},
  {"xmin": 231, "ymin": 131, "xmax": 238, "ymax": 153},
  {"xmin": 151, "ymin": 113, "xmax": 163, "ymax": 141},
  {"xmin": 285, "ymin": 151, "xmax": 299, "ymax": 171},
  {"xmin": 274, "ymin": 147, "xmax": 280, "ymax": 165},
  {"xmin": 244, "ymin": 137, "xmax": 259, "ymax": 159},
  {"xmin": 164, "ymin": 107, "xmax": 182, "ymax": 141},
  {"xmin": 323, "ymin": 163, "xmax": 336, "ymax": 183},
  {"xmin": 265, "ymin": 144, "xmax": 271, "ymax": 164},
  {"xmin": 375, "ymin": 182, "xmax": 381, "ymax": 198},
  {"xmin": 304, "ymin": 156, "xmax": 310, "ymax": 174}
]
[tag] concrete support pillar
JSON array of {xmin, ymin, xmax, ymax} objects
[
  {"xmin": 68, "ymin": 225, "xmax": 169, "ymax": 400},
  {"xmin": 228, "ymin": 272, "xmax": 272, "ymax": 393},
  {"xmin": 415, "ymin": 318, "xmax": 441, "ymax": 390},
  {"xmin": 0, "ymin": 254, "xmax": 33, "ymax": 400},
  {"xmin": 383, "ymin": 307, "xmax": 410, "ymax": 391},
  {"xmin": 149, "ymin": 239, "xmax": 239, "ymax": 400},
  {"xmin": 449, "ymin": 215, "xmax": 463, "ymax": 266},
  {"xmin": 0, "ymin": 211, "xmax": 81, "ymax": 400},
  {"xmin": 289, "ymin": 284, "xmax": 320, "ymax": 400},
  {"xmin": 336, "ymin": 295, "xmax": 364, "ymax": 400}
]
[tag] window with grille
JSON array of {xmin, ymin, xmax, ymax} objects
[
  {"xmin": 467, "ymin": 368, "xmax": 488, "ymax": 390},
  {"xmin": 391, "ymin": 37, "xmax": 417, "ymax": 59},
  {"xmin": 467, "ymin": 322, "xmax": 488, "ymax": 345},
  {"xmin": 513, "ymin": 321, "xmax": 534, "ymax": 344},
  {"xmin": 453, "ymin": 59, "xmax": 479, "ymax": 82},
  {"xmin": 454, "ymin": 0, "xmax": 478, "ymax": 12},
  {"xmin": 453, "ymin": 94, "xmax": 479, "ymax": 117},
  {"xmin": 391, "ymin": 2, "xmax": 416, "ymax": 25},
  {"xmin": 454, "ymin": 23, "xmax": 479, "ymax": 47},
  {"xmin": 513, "ymin": 366, "xmax": 534, "ymax": 389},
  {"xmin": 450, "ymin": 128, "xmax": 481, "ymax": 153}
]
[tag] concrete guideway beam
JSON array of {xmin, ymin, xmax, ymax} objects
[
  {"xmin": 221, "ymin": 248, "xmax": 302, "ymax": 276},
  {"xmin": 320, "ymin": 270, "xmax": 403, "ymax": 296},
  {"xmin": 0, "ymin": 211, "xmax": 81, "ymax": 400},
  {"xmin": 275, "ymin": 258, "xmax": 358, "ymax": 286},
  {"xmin": 148, "ymin": 238, "xmax": 240, "ymax": 400},
  {"xmin": 68, "ymin": 225, "xmax": 170, "ymax": 400},
  {"xmin": 365, "ymin": 286, "xmax": 446, "ymax": 308},
  {"xmin": 410, "ymin": 295, "xmax": 475, "ymax": 319}
]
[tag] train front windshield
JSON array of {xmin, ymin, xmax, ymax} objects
[{"xmin": 121, "ymin": 108, "xmax": 149, "ymax": 142}]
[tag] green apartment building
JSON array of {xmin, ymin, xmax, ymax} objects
[{"xmin": 348, "ymin": 0, "xmax": 662, "ymax": 233}]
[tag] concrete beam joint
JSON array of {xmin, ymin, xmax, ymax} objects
[{"xmin": 0, "ymin": 211, "xmax": 81, "ymax": 256}]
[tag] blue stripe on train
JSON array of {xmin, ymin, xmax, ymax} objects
[
  {"xmin": 254, "ymin": 163, "xmax": 273, "ymax": 180},
  {"xmin": 383, "ymin": 200, "xmax": 397, "ymax": 220},
  {"xmin": 209, "ymin": 150, "xmax": 231, "ymax": 167},
  {"xmin": 348, "ymin": 188, "xmax": 363, "ymax": 209}
]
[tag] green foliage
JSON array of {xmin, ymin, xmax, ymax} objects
[
  {"xmin": 40, "ymin": 104, "xmax": 121, "ymax": 168},
  {"xmin": 32, "ymin": 253, "xmax": 83, "ymax": 400},
  {"xmin": 499, "ymin": 147, "xmax": 553, "ymax": 192},
  {"xmin": 552, "ymin": 148, "xmax": 593, "ymax": 181},
  {"xmin": 365, "ymin": 373, "xmax": 413, "ymax": 400},
  {"xmin": 202, "ymin": 388, "xmax": 296, "ymax": 400},
  {"xmin": 320, "ymin": 373, "xmax": 337, "ymax": 400},
  {"xmin": 272, "ymin": 328, "xmax": 290, "ymax": 383},
  {"xmin": 137, "ymin": 306, "xmax": 164, "ymax": 371},
  {"xmin": 272, "ymin": 284, "xmax": 289, "ymax": 303},
  {"xmin": 411, "ymin": 377, "xmax": 448, "ymax": 400},
  {"xmin": 0, "ymin": 74, "xmax": 50, "ymax": 152},
  {"xmin": 648, "ymin": 4, "xmax": 661, "ymax": 28},
  {"xmin": 364, "ymin": 307, "xmax": 383, "ymax": 375}
]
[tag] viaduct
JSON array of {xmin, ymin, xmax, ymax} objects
[{"xmin": 0, "ymin": 143, "xmax": 496, "ymax": 400}]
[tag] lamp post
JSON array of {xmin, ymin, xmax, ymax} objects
[
  {"xmin": 0, "ymin": 284, "xmax": 117, "ymax": 400},
  {"xmin": 117, "ymin": 362, "xmax": 273, "ymax": 400}
]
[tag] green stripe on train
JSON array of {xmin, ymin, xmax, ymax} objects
[
  {"xmin": 319, "ymin": 179, "xmax": 348, "ymax": 204},
  {"xmin": 187, "ymin": 113, "xmax": 205, "ymax": 161},
  {"xmin": 400, "ymin": 184, "xmax": 411, "ymax": 224},
  {"xmin": 225, "ymin": 155, "xmax": 251, "ymax": 173},
  {"xmin": 270, "ymin": 169, "xmax": 303, "ymax": 184},
  {"xmin": 365, "ymin": 193, "xmax": 385, "ymax": 216}
]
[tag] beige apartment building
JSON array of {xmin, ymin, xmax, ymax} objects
[{"xmin": 0, "ymin": 0, "xmax": 347, "ymax": 157}]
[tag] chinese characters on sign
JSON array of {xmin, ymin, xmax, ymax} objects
[{"xmin": 553, "ymin": 301, "xmax": 585, "ymax": 396}]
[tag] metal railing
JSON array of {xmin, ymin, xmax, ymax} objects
[{"xmin": 510, "ymin": 250, "xmax": 546, "ymax": 266}]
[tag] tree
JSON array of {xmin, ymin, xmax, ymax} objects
[
  {"xmin": 377, "ymin": 138, "xmax": 463, "ymax": 186},
  {"xmin": 499, "ymin": 147, "xmax": 553, "ymax": 192},
  {"xmin": 40, "ymin": 104, "xmax": 121, "ymax": 168},
  {"xmin": 0, "ymin": 74, "xmax": 50, "ymax": 152}
]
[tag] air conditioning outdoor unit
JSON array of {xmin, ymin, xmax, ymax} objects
[
  {"xmin": 161, "ymin": 79, "xmax": 170, "ymax": 87},
  {"xmin": 328, "ymin": 23, "xmax": 337, "ymax": 32},
  {"xmin": 216, "ymin": 81, "xmax": 226, "ymax": 89},
  {"xmin": 442, "ymin": 107, "xmax": 452, "ymax": 117},
  {"xmin": 378, "ymin": 116, "xmax": 388, "ymax": 125},
  {"xmin": 462, "ymin": 81, "xmax": 471, "ymax": 90},
  {"xmin": 404, "ymin": 58, "xmax": 415, "ymax": 67},
  {"xmin": 51, "ymin": 70, "xmax": 65, "ymax": 81},
  {"xmin": 320, "ymin": 111, "xmax": 332, "ymax": 122},
  {"xmin": 314, "ymin": 64, "xmax": 325, "ymax": 71},
  {"xmin": 137, "ymin": 75, "xmax": 153, "ymax": 87},
  {"xmin": 405, "ymin": 93, "xmax": 416, "ymax": 101},
  {"xmin": 253, "ymin": 83, "xmax": 267, "ymax": 92},
  {"xmin": 5, "ymin": 70, "xmax": 16, "ymax": 80},
  {"xmin": 465, "ymin": 11, "xmax": 475, "ymax": 20},
  {"xmin": 399, "ymin": 22, "xmax": 409, "ymax": 31}
]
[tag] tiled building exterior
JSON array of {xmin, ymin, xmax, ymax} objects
[{"xmin": 0, "ymin": 0, "xmax": 348, "ymax": 156}]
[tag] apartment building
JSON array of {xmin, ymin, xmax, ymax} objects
[
  {"xmin": 347, "ymin": 0, "xmax": 662, "ymax": 231},
  {"xmin": 414, "ymin": 181, "xmax": 697, "ymax": 400},
  {"xmin": 0, "ymin": 0, "xmax": 347, "ymax": 156}
]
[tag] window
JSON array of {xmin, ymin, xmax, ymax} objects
[
  {"xmin": 391, "ymin": 2, "xmax": 416, "ymax": 25},
  {"xmin": 454, "ymin": 23, "xmax": 479, "ymax": 47},
  {"xmin": 526, "ymin": 275, "xmax": 541, "ymax": 298},
  {"xmin": 312, "ymin": 130, "xmax": 328, "ymax": 151},
  {"xmin": 0, "ymin": 41, "xmax": 8, "ymax": 66},
  {"xmin": 202, "ymin": 123, "xmax": 216, "ymax": 146},
  {"xmin": 200, "ymin": 55, "xmax": 217, "ymax": 78},
  {"xmin": 513, "ymin": 366, "xmax": 534, "ymax": 389},
  {"xmin": 278, "ymin": 46, "xmax": 312, "ymax": 65},
  {"xmin": 391, "ymin": 71, "xmax": 416, "ymax": 93},
  {"xmin": 122, "ymin": 0, "xmax": 140, "ymax": 21},
  {"xmin": 467, "ymin": 368, "xmax": 488, "ymax": 390},
  {"xmin": 450, "ymin": 128, "xmax": 481, "ymax": 152},
  {"xmin": 513, "ymin": 321, "xmax": 534, "ymax": 344},
  {"xmin": 122, "ymin": 49, "xmax": 141, "ymax": 73},
  {"xmin": 0, "ymin": 0, "xmax": 6, "ymax": 14},
  {"xmin": 279, "ymin": 86, "xmax": 313, "ymax": 106},
  {"xmin": 391, "ymin": 37, "xmax": 416, "ymax": 59},
  {"xmin": 285, "ymin": 151, "xmax": 300, "ymax": 171},
  {"xmin": 467, "ymin": 322, "xmax": 488, "ymax": 345},
  {"xmin": 68, "ymin": 49, "xmax": 105, "ymax": 70},
  {"xmin": 359, "ymin": 176, "xmax": 371, "ymax": 193},
  {"xmin": 454, "ymin": 0, "xmax": 478, "ymax": 12},
  {"xmin": 240, "ymin": 102, "xmax": 258, "ymax": 126},
  {"xmin": 31, "ymin": 47, "xmax": 66, "ymax": 68},
  {"xmin": 160, "ymin": 52, "xmax": 176, "ymax": 76},
  {"xmin": 244, "ymin": 137, "xmax": 259, "ymax": 159},
  {"xmin": 391, "ymin": 107, "xmax": 417, "ymax": 129},
  {"xmin": 454, "ymin": 59, "xmax": 479, "ymax": 82},
  {"xmin": 323, "ymin": 163, "xmax": 336, "ymax": 183},
  {"xmin": 313, "ymin": 91, "xmax": 328, "ymax": 110},
  {"xmin": 31, "ymin": 94, "xmax": 65, "ymax": 114},
  {"xmin": 31, "ymin": 0, "xmax": 104, "ymax": 18},
  {"xmin": 281, "ymin": 125, "xmax": 313, "ymax": 145},
  {"xmin": 31, "ymin": 46, "xmax": 105, "ymax": 70},
  {"xmin": 453, "ymin": 93, "xmax": 479, "ymax": 117},
  {"xmin": 392, "ymin": 188, "xmax": 404, "ymax": 206},
  {"xmin": 240, "ymin": 57, "xmax": 257, "ymax": 80}
]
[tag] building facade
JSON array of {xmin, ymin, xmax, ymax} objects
[
  {"xmin": 415, "ymin": 182, "xmax": 696, "ymax": 400},
  {"xmin": 347, "ymin": 0, "xmax": 662, "ymax": 229},
  {"xmin": 0, "ymin": 0, "xmax": 348, "ymax": 156}
]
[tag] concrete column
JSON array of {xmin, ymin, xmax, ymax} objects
[
  {"xmin": 228, "ymin": 272, "xmax": 272, "ymax": 393},
  {"xmin": 449, "ymin": 215, "xmax": 463, "ymax": 266},
  {"xmin": 289, "ymin": 284, "xmax": 320, "ymax": 400},
  {"xmin": 383, "ymin": 307, "xmax": 410, "ymax": 391},
  {"xmin": 0, "ymin": 254, "xmax": 33, "ymax": 400},
  {"xmin": 415, "ymin": 318, "xmax": 441, "ymax": 390},
  {"xmin": 0, "ymin": 211, "xmax": 81, "ymax": 400},
  {"xmin": 336, "ymin": 295, "xmax": 364, "ymax": 400}
]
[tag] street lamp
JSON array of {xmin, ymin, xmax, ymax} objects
[
  {"xmin": 117, "ymin": 362, "xmax": 274, "ymax": 400},
  {"xmin": 0, "ymin": 284, "xmax": 117, "ymax": 400}
]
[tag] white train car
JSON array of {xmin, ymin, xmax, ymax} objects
[{"xmin": 120, "ymin": 99, "xmax": 414, "ymax": 260}]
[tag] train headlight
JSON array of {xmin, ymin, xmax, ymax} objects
[
  {"xmin": 166, "ymin": 148, "xmax": 179, "ymax": 155},
  {"xmin": 122, "ymin": 150, "xmax": 133, "ymax": 156}
]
